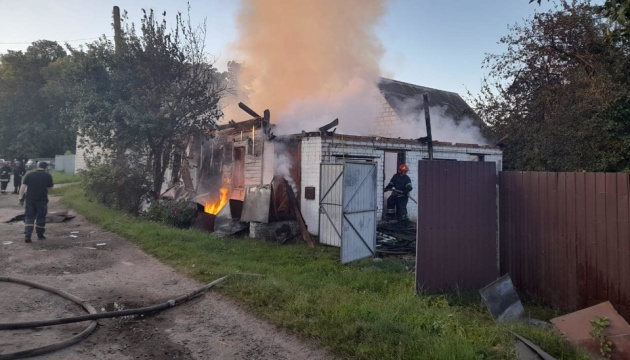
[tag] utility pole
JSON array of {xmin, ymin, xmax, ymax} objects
[
  {"xmin": 422, "ymin": 93, "xmax": 434, "ymax": 161},
  {"xmin": 113, "ymin": 6, "xmax": 123, "ymax": 54}
]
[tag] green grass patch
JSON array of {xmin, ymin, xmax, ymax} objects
[
  {"xmin": 56, "ymin": 184, "xmax": 589, "ymax": 360},
  {"xmin": 50, "ymin": 170, "xmax": 80, "ymax": 184}
]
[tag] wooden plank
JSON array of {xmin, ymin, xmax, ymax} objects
[
  {"xmin": 617, "ymin": 174, "xmax": 630, "ymax": 319},
  {"xmin": 513, "ymin": 172, "xmax": 521, "ymax": 283},
  {"xmin": 585, "ymin": 173, "xmax": 598, "ymax": 306},
  {"xmin": 565, "ymin": 173, "xmax": 579, "ymax": 310},
  {"xmin": 531, "ymin": 172, "xmax": 542, "ymax": 299},
  {"xmin": 539, "ymin": 173, "xmax": 551, "ymax": 301},
  {"xmin": 605, "ymin": 173, "xmax": 619, "ymax": 307},
  {"xmin": 595, "ymin": 173, "xmax": 608, "ymax": 303},
  {"xmin": 554, "ymin": 172, "xmax": 567, "ymax": 308},
  {"xmin": 515, "ymin": 172, "xmax": 526, "ymax": 291},
  {"xmin": 498, "ymin": 172, "xmax": 508, "ymax": 275},
  {"xmin": 575, "ymin": 172, "xmax": 589, "ymax": 308},
  {"xmin": 522, "ymin": 172, "xmax": 533, "ymax": 295},
  {"xmin": 180, "ymin": 159, "xmax": 194, "ymax": 190},
  {"xmin": 285, "ymin": 179, "xmax": 315, "ymax": 248}
]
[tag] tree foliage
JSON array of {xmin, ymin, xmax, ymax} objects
[
  {"xmin": 476, "ymin": 0, "xmax": 630, "ymax": 171},
  {"xmin": 532, "ymin": 0, "xmax": 630, "ymax": 40},
  {"xmin": 0, "ymin": 40, "xmax": 76, "ymax": 160},
  {"xmin": 65, "ymin": 8, "xmax": 225, "ymax": 197}
]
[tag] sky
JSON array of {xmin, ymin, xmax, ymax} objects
[{"xmin": 0, "ymin": 0, "xmax": 555, "ymax": 100}]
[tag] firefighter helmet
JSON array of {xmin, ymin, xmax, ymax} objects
[{"xmin": 398, "ymin": 164, "xmax": 409, "ymax": 174}]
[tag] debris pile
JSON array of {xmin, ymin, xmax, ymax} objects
[{"xmin": 376, "ymin": 220, "xmax": 416, "ymax": 255}]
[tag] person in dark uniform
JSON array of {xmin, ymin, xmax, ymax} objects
[
  {"xmin": 12, "ymin": 161, "xmax": 25, "ymax": 194},
  {"xmin": 0, "ymin": 160, "xmax": 11, "ymax": 195},
  {"xmin": 384, "ymin": 163, "xmax": 412, "ymax": 223},
  {"xmin": 19, "ymin": 161, "xmax": 54, "ymax": 242}
]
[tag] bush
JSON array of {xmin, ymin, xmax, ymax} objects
[
  {"xmin": 81, "ymin": 161, "xmax": 151, "ymax": 214},
  {"xmin": 140, "ymin": 199, "xmax": 197, "ymax": 228}
]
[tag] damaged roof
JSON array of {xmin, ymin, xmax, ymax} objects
[{"xmin": 377, "ymin": 77, "xmax": 480, "ymax": 124}]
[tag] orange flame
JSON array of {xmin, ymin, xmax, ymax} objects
[{"xmin": 204, "ymin": 188, "xmax": 229, "ymax": 215}]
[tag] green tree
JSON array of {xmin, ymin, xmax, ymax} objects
[
  {"xmin": 476, "ymin": 0, "xmax": 630, "ymax": 171},
  {"xmin": 66, "ymin": 8, "xmax": 225, "ymax": 197},
  {"xmin": 0, "ymin": 40, "xmax": 76, "ymax": 160},
  {"xmin": 532, "ymin": 0, "xmax": 630, "ymax": 40}
]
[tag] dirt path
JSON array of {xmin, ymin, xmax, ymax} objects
[{"xmin": 0, "ymin": 190, "xmax": 337, "ymax": 360}]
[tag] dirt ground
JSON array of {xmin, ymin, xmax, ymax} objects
[{"xmin": 0, "ymin": 189, "xmax": 337, "ymax": 360}]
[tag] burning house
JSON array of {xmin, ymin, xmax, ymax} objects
[
  {"xmin": 71, "ymin": 74, "xmax": 502, "ymax": 263},
  {"xmin": 179, "ymin": 78, "xmax": 502, "ymax": 252},
  {"xmin": 70, "ymin": 1, "xmax": 500, "ymax": 263}
]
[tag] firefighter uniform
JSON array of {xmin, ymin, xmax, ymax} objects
[
  {"xmin": 12, "ymin": 161, "xmax": 25, "ymax": 194},
  {"xmin": 19, "ymin": 162, "xmax": 54, "ymax": 242},
  {"xmin": 0, "ymin": 162, "xmax": 11, "ymax": 194},
  {"xmin": 384, "ymin": 164, "xmax": 412, "ymax": 222}
]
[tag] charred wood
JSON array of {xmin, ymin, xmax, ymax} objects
[
  {"xmin": 318, "ymin": 118, "xmax": 339, "ymax": 133},
  {"xmin": 238, "ymin": 102, "xmax": 262, "ymax": 119},
  {"xmin": 263, "ymin": 109, "xmax": 270, "ymax": 123},
  {"xmin": 284, "ymin": 179, "xmax": 315, "ymax": 248},
  {"xmin": 422, "ymin": 94, "xmax": 434, "ymax": 161}
]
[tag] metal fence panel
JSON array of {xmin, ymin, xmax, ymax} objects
[
  {"xmin": 319, "ymin": 163, "xmax": 344, "ymax": 247},
  {"xmin": 341, "ymin": 162, "xmax": 377, "ymax": 264},
  {"xmin": 500, "ymin": 171, "xmax": 630, "ymax": 320},
  {"xmin": 416, "ymin": 161, "xmax": 498, "ymax": 292}
]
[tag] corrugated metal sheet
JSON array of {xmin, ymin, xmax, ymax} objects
[
  {"xmin": 341, "ymin": 162, "xmax": 377, "ymax": 264},
  {"xmin": 319, "ymin": 163, "xmax": 344, "ymax": 247},
  {"xmin": 319, "ymin": 162, "xmax": 377, "ymax": 263},
  {"xmin": 500, "ymin": 172, "xmax": 630, "ymax": 320},
  {"xmin": 416, "ymin": 161, "xmax": 498, "ymax": 292}
]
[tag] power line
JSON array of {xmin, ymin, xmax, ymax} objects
[{"xmin": 0, "ymin": 36, "xmax": 109, "ymax": 45}]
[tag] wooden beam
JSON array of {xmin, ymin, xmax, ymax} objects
[
  {"xmin": 284, "ymin": 179, "xmax": 315, "ymax": 248},
  {"xmin": 238, "ymin": 102, "xmax": 261, "ymax": 119}
]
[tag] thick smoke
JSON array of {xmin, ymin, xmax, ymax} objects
[
  {"xmin": 389, "ymin": 96, "xmax": 488, "ymax": 145},
  {"xmin": 271, "ymin": 142, "xmax": 297, "ymax": 193},
  {"xmin": 229, "ymin": 0, "xmax": 387, "ymax": 134}
]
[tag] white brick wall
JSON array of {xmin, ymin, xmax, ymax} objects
[
  {"xmin": 371, "ymin": 96, "xmax": 400, "ymax": 138},
  {"xmin": 300, "ymin": 137, "xmax": 322, "ymax": 235},
  {"xmin": 300, "ymin": 135, "xmax": 503, "ymax": 235}
]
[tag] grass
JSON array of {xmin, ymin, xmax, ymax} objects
[
  {"xmin": 54, "ymin": 184, "xmax": 590, "ymax": 360},
  {"xmin": 50, "ymin": 170, "xmax": 80, "ymax": 184}
]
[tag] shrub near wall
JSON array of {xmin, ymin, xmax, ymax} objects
[
  {"xmin": 80, "ymin": 162, "xmax": 151, "ymax": 214},
  {"xmin": 141, "ymin": 199, "xmax": 197, "ymax": 228}
]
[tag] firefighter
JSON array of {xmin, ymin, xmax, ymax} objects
[
  {"xmin": 19, "ymin": 161, "xmax": 53, "ymax": 242},
  {"xmin": 0, "ymin": 160, "xmax": 11, "ymax": 195},
  {"xmin": 12, "ymin": 160, "xmax": 25, "ymax": 194},
  {"xmin": 384, "ymin": 163, "xmax": 412, "ymax": 223}
]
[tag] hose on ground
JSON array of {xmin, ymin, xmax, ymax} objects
[
  {"xmin": 0, "ymin": 275, "xmax": 229, "ymax": 360},
  {"xmin": 0, "ymin": 277, "xmax": 98, "ymax": 360}
]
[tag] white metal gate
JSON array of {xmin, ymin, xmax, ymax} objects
[{"xmin": 319, "ymin": 161, "xmax": 377, "ymax": 264}]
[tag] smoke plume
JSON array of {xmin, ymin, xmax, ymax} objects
[
  {"xmin": 390, "ymin": 96, "xmax": 488, "ymax": 145},
  {"xmin": 229, "ymin": 0, "xmax": 388, "ymax": 134}
]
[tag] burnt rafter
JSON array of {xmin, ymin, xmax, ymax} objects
[
  {"xmin": 299, "ymin": 119, "xmax": 338, "ymax": 137},
  {"xmin": 318, "ymin": 118, "xmax": 339, "ymax": 133},
  {"xmin": 238, "ymin": 102, "xmax": 261, "ymax": 119},
  {"xmin": 263, "ymin": 109, "xmax": 270, "ymax": 123},
  {"xmin": 237, "ymin": 102, "xmax": 276, "ymax": 141}
]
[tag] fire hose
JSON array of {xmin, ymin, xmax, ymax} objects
[
  {"xmin": 384, "ymin": 188, "xmax": 418, "ymax": 204},
  {"xmin": 0, "ymin": 275, "xmax": 230, "ymax": 360}
]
